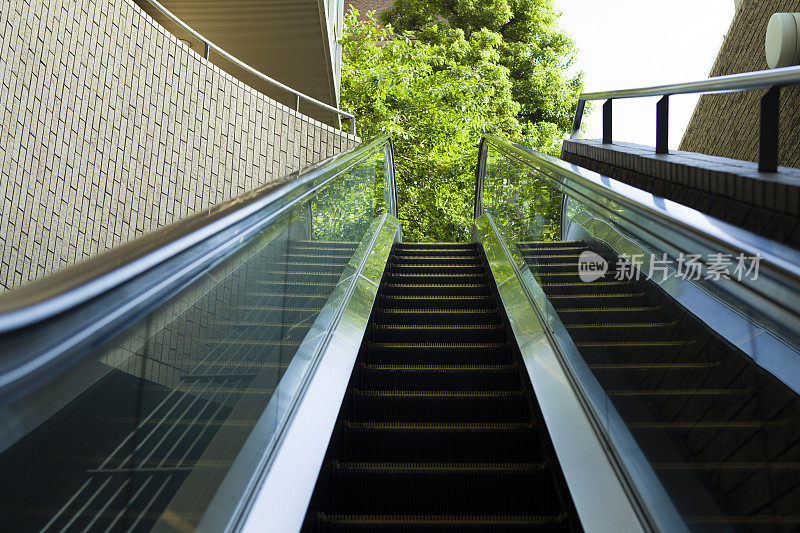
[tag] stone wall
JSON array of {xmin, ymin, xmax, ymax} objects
[
  {"xmin": 0, "ymin": 0, "xmax": 359, "ymax": 293},
  {"xmin": 680, "ymin": 0, "xmax": 800, "ymax": 168}
]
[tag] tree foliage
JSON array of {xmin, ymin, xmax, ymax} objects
[{"xmin": 341, "ymin": 3, "xmax": 581, "ymax": 241}]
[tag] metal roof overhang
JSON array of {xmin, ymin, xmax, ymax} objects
[{"xmin": 135, "ymin": 0, "xmax": 341, "ymax": 126}]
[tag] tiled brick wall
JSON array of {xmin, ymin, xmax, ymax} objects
[
  {"xmin": 680, "ymin": 0, "xmax": 800, "ymax": 168},
  {"xmin": 0, "ymin": 0, "xmax": 359, "ymax": 293}
]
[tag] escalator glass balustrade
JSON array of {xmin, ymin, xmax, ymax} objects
[
  {"xmin": 477, "ymin": 134, "xmax": 800, "ymax": 530},
  {"xmin": 0, "ymin": 138, "xmax": 397, "ymax": 531}
]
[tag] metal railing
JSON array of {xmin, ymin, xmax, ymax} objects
[
  {"xmin": 143, "ymin": 0, "xmax": 357, "ymax": 135},
  {"xmin": 570, "ymin": 64, "xmax": 800, "ymax": 172}
]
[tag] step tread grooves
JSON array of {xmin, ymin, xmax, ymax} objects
[{"xmin": 302, "ymin": 242, "xmax": 577, "ymax": 531}]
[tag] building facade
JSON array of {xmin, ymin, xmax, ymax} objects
[
  {"xmin": 680, "ymin": 0, "xmax": 800, "ymax": 168},
  {"xmin": 0, "ymin": 0, "xmax": 358, "ymax": 293}
]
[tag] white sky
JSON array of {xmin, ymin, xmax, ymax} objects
[{"xmin": 554, "ymin": 0, "xmax": 736, "ymax": 148}]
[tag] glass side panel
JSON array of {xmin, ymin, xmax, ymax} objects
[
  {"xmin": 0, "ymin": 145, "xmax": 391, "ymax": 531},
  {"xmin": 481, "ymin": 141, "xmax": 800, "ymax": 529},
  {"xmin": 482, "ymin": 144, "xmax": 561, "ymax": 242}
]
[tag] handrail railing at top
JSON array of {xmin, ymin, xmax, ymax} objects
[
  {"xmin": 570, "ymin": 64, "xmax": 800, "ymax": 171},
  {"xmin": 143, "ymin": 0, "xmax": 357, "ymax": 135},
  {"xmin": 0, "ymin": 135, "xmax": 393, "ymax": 332}
]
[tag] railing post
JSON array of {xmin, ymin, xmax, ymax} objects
[
  {"xmin": 203, "ymin": 42, "xmax": 210, "ymax": 60},
  {"xmin": 656, "ymin": 95, "xmax": 669, "ymax": 154},
  {"xmin": 602, "ymin": 99, "xmax": 612, "ymax": 144},
  {"xmin": 349, "ymin": 117, "xmax": 357, "ymax": 137},
  {"xmin": 759, "ymin": 86, "xmax": 780, "ymax": 172},
  {"xmin": 571, "ymin": 99, "xmax": 586, "ymax": 139},
  {"xmin": 295, "ymin": 94, "xmax": 300, "ymax": 112}
]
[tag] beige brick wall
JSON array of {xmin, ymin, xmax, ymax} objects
[
  {"xmin": 680, "ymin": 0, "xmax": 800, "ymax": 168},
  {"xmin": 0, "ymin": 0, "xmax": 359, "ymax": 293}
]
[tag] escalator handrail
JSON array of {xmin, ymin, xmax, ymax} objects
[
  {"xmin": 476, "ymin": 133, "xmax": 800, "ymax": 284},
  {"xmin": 0, "ymin": 135, "xmax": 396, "ymax": 334}
]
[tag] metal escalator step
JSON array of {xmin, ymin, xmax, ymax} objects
[
  {"xmin": 606, "ymin": 387, "xmax": 750, "ymax": 397},
  {"xmin": 270, "ymin": 261, "xmax": 351, "ymax": 268},
  {"xmin": 366, "ymin": 343, "xmax": 510, "ymax": 365},
  {"xmin": 533, "ymin": 270, "xmax": 619, "ymax": 279},
  {"xmin": 350, "ymin": 390, "xmax": 528, "ymax": 423},
  {"xmin": 360, "ymin": 365, "xmax": 520, "ymax": 391},
  {"xmin": 395, "ymin": 243, "xmax": 475, "ymax": 249},
  {"xmin": 287, "ymin": 247, "xmax": 357, "ymax": 256},
  {"xmin": 359, "ymin": 366, "xmax": 519, "ymax": 391},
  {"xmin": 332, "ymin": 461, "xmax": 548, "ymax": 471},
  {"xmin": 325, "ymin": 462, "xmax": 558, "ymax": 515},
  {"xmin": 369, "ymin": 342, "xmax": 506, "ymax": 349},
  {"xmin": 339, "ymin": 421, "xmax": 543, "ymax": 462},
  {"xmin": 574, "ymin": 340, "xmax": 695, "ymax": 347},
  {"xmin": 385, "ymin": 272, "xmax": 486, "ymax": 281},
  {"xmin": 375, "ymin": 308, "xmax": 499, "ymax": 326},
  {"xmin": 371, "ymin": 324, "xmax": 504, "ymax": 344},
  {"xmin": 588, "ymin": 361, "xmax": 720, "ymax": 370},
  {"xmin": 392, "ymin": 257, "xmax": 480, "ymax": 266},
  {"xmin": 553, "ymin": 305, "xmax": 660, "ymax": 315},
  {"xmin": 293, "ymin": 240, "xmax": 359, "ymax": 246},
  {"xmin": 382, "ymin": 283, "xmax": 491, "ymax": 297},
  {"xmin": 380, "ymin": 295, "xmax": 495, "ymax": 310},
  {"xmin": 390, "ymin": 265, "xmax": 485, "ymax": 275},
  {"xmin": 516, "ymin": 240, "xmax": 583, "ymax": 247},
  {"xmin": 284, "ymin": 252, "xmax": 354, "ymax": 259},
  {"xmin": 314, "ymin": 513, "xmax": 570, "ymax": 531}
]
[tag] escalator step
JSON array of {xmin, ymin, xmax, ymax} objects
[
  {"xmin": 384, "ymin": 272, "xmax": 487, "ymax": 284},
  {"xmin": 392, "ymin": 256, "xmax": 480, "ymax": 265},
  {"xmin": 382, "ymin": 283, "xmax": 492, "ymax": 297},
  {"xmin": 375, "ymin": 308, "xmax": 501, "ymax": 326},
  {"xmin": 349, "ymin": 390, "xmax": 528, "ymax": 423},
  {"xmin": 371, "ymin": 324, "xmax": 505, "ymax": 343},
  {"xmin": 313, "ymin": 513, "xmax": 570, "ymax": 532},
  {"xmin": 340, "ymin": 421, "xmax": 544, "ymax": 462},
  {"xmin": 325, "ymin": 461, "xmax": 558, "ymax": 514},
  {"xmin": 366, "ymin": 344, "xmax": 510, "ymax": 365},
  {"xmin": 359, "ymin": 364, "xmax": 519, "ymax": 391},
  {"xmin": 390, "ymin": 265, "xmax": 486, "ymax": 275},
  {"xmin": 380, "ymin": 295, "xmax": 495, "ymax": 309}
]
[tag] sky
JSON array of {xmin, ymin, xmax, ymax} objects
[{"xmin": 554, "ymin": 0, "xmax": 736, "ymax": 149}]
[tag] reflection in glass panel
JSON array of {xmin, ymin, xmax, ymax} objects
[
  {"xmin": 0, "ymin": 145, "xmax": 392, "ymax": 531},
  {"xmin": 311, "ymin": 146, "xmax": 389, "ymax": 241},
  {"xmin": 482, "ymin": 144, "xmax": 561, "ymax": 243},
  {"xmin": 481, "ymin": 140, "xmax": 800, "ymax": 528}
]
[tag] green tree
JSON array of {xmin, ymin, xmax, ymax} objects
[
  {"xmin": 341, "ymin": 6, "xmax": 580, "ymax": 241},
  {"xmin": 382, "ymin": 0, "xmax": 583, "ymax": 153}
]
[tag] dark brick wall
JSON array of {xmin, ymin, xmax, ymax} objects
[{"xmin": 680, "ymin": 0, "xmax": 800, "ymax": 169}]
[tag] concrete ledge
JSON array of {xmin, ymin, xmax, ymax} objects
[{"xmin": 562, "ymin": 139, "xmax": 800, "ymax": 248}]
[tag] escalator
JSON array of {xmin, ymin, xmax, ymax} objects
[
  {"xmin": 2, "ymin": 131, "xmax": 800, "ymax": 532},
  {"xmin": 302, "ymin": 243, "xmax": 579, "ymax": 531},
  {"xmin": 518, "ymin": 240, "xmax": 800, "ymax": 527},
  {"xmin": 476, "ymin": 133, "xmax": 800, "ymax": 530},
  {"xmin": 0, "ymin": 239, "xmax": 357, "ymax": 531}
]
